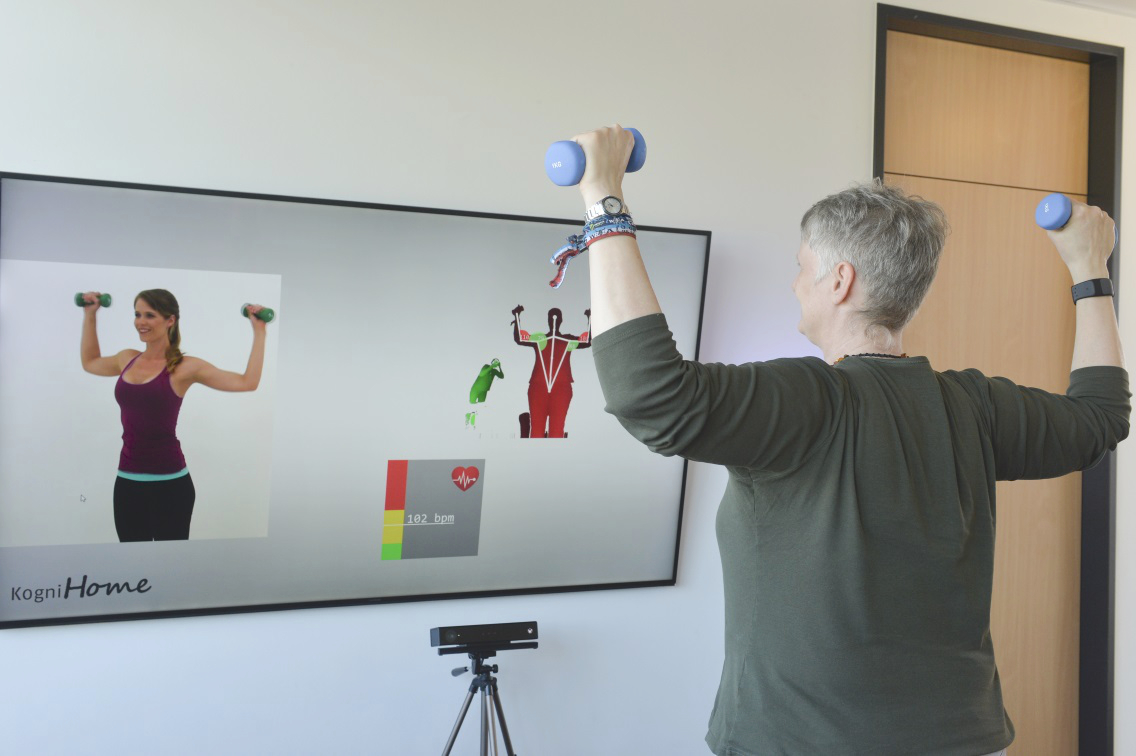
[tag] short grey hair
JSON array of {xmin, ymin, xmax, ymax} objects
[{"xmin": 800, "ymin": 180, "xmax": 949, "ymax": 333}]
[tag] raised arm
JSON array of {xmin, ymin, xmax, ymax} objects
[
  {"xmin": 593, "ymin": 315, "xmax": 842, "ymax": 468},
  {"xmin": 975, "ymin": 201, "xmax": 1130, "ymax": 479},
  {"xmin": 79, "ymin": 293, "xmax": 132, "ymax": 376},
  {"xmin": 574, "ymin": 308, "xmax": 593, "ymax": 350},
  {"xmin": 1046, "ymin": 200, "xmax": 1125, "ymax": 371},
  {"xmin": 178, "ymin": 306, "xmax": 267, "ymax": 393},
  {"xmin": 512, "ymin": 304, "xmax": 536, "ymax": 349},
  {"xmin": 574, "ymin": 126, "xmax": 661, "ymax": 337}
]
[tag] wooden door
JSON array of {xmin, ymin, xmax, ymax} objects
[{"xmin": 884, "ymin": 30, "xmax": 1089, "ymax": 755}]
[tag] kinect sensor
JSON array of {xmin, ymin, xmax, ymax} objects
[{"xmin": 430, "ymin": 621, "xmax": 538, "ymax": 648}]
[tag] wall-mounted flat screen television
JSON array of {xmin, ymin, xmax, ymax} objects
[{"xmin": 0, "ymin": 173, "xmax": 709, "ymax": 627}]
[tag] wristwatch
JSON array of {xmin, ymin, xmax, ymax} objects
[
  {"xmin": 585, "ymin": 195, "xmax": 629, "ymax": 222},
  {"xmin": 1071, "ymin": 278, "xmax": 1114, "ymax": 303}
]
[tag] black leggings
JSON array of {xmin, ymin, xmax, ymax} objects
[{"xmin": 113, "ymin": 474, "xmax": 196, "ymax": 542}]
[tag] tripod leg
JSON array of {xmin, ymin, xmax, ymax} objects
[
  {"xmin": 442, "ymin": 685, "xmax": 478, "ymax": 756},
  {"xmin": 488, "ymin": 678, "xmax": 517, "ymax": 756},
  {"xmin": 480, "ymin": 686, "xmax": 489, "ymax": 756},
  {"xmin": 489, "ymin": 699, "xmax": 499, "ymax": 756}
]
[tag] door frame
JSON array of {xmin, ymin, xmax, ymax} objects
[{"xmin": 874, "ymin": 5, "xmax": 1124, "ymax": 753}]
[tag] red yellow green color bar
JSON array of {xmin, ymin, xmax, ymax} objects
[{"xmin": 382, "ymin": 460, "xmax": 407, "ymax": 560}]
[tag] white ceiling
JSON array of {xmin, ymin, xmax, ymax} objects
[{"xmin": 1046, "ymin": 0, "xmax": 1136, "ymax": 17}]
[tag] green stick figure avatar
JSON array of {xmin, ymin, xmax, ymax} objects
[{"xmin": 466, "ymin": 358, "xmax": 504, "ymax": 428}]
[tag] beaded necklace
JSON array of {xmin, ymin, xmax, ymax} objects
[{"xmin": 834, "ymin": 352, "xmax": 908, "ymax": 365}]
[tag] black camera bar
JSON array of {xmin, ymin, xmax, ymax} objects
[{"xmin": 430, "ymin": 620, "xmax": 538, "ymax": 657}]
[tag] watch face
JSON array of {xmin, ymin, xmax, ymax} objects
[{"xmin": 602, "ymin": 196, "xmax": 623, "ymax": 215}]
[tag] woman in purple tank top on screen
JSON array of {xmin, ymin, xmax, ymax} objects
[{"xmin": 79, "ymin": 289, "xmax": 267, "ymax": 541}]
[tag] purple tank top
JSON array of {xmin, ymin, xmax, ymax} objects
[{"xmin": 114, "ymin": 354, "xmax": 186, "ymax": 474}]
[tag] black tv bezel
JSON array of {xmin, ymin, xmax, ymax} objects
[{"xmin": 0, "ymin": 170, "xmax": 712, "ymax": 629}]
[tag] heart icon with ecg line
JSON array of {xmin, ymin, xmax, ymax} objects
[{"xmin": 452, "ymin": 466, "xmax": 479, "ymax": 491}]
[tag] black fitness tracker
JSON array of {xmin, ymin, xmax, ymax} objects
[{"xmin": 1071, "ymin": 278, "xmax": 1114, "ymax": 303}]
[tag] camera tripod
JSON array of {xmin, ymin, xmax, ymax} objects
[{"xmin": 440, "ymin": 643, "xmax": 536, "ymax": 756}]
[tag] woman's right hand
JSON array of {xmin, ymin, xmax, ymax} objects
[
  {"xmin": 80, "ymin": 292, "xmax": 104, "ymax": 311},
  {"xmin": 574, "ymin": 125, "xmax": 635, "ymax": 208}
]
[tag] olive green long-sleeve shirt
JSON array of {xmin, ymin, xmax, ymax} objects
[{"xmin": 593, "ymin": 314, "xmax": 1130, "ymax": 756}]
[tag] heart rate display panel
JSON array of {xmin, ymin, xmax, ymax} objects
[{"xmin": 383, "ymin": 460, "xmax": 484, "ymax": 560}]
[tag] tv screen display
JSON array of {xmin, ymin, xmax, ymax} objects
[{"xmin": 0, "ymin": 174, "xmax": 709, "ymax": 627}]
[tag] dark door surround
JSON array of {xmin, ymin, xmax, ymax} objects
[{"xmin": 875, "ymin": 5, "xmax": 1123, "ymax": 754}]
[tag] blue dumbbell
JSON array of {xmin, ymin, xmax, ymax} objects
[
  {"xmin": 544, "ymin": 128, "xmax": 647, "ymax": 186},
  {"xmin": 1035, "ymin": 192, "xmax": 1117, "ymax": 247}
]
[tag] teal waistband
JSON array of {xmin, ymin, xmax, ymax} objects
[{"xmin": 117, "ymin": 468, "xmax": 189, "ymax": 482}]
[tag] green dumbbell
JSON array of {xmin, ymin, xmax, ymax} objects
[
  {"xmin": 75, "ymin": 293, "xmax": 112, "ymax": 307},
  {"xmin": 241, "ymin": 304, "xmax": 275, "ymax": 323}
]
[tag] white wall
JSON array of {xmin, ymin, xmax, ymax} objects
[{"xmin": 0, "ymin": 0, "xmax": 1133, "ymax": 753}]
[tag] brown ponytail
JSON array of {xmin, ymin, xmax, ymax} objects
[
  {"xmin": 165, "ymin": 320, "xmax": 184, "ymax": 372},
  {"xmin": 135, "ymin": 289, "xmax": 184, "ymax": 372}
]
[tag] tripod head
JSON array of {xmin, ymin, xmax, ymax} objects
[{"xmin": 440, "ymin": 641, "xmax": 539, "ymax": 678}]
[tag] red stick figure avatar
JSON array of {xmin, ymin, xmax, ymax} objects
[{"xmin": 511, "ymin": 305, "xmax": 591, "ymax": 438}]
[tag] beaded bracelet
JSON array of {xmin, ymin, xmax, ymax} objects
[{"xmin": 549, "ymin": 214, "xmax": 637, "ymax": 289}]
